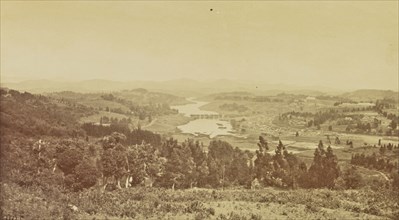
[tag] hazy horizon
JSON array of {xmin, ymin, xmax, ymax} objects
[
  {"xmin": 1, "ymin": 1, "xmax": 398, "ymax": 90},
  {"xmin": 1, "ymin": 78, "xmax": 398, "ymax": 93}
]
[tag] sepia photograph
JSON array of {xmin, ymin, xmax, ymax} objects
[{"xmin": 0, "ymin": 1, "xmax": 398, "ymax": 219}]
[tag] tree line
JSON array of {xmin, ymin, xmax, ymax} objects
[
  {"xmin": 351, "ymin": 153, "xmax": 398, "ymax": 173},
  {"xmin": 101, "ymin": 93, "xmax": 177, "ymax": 120},
  {"xmin": 215, "ymin": 95, "xmax": 284, "ymax": 103},
  {"xmin": 82, "ymin": 121, "xmax": 161, "ymax": 147}
]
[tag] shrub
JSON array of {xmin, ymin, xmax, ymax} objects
[
  {"xmin": 305, "ymin": 203, "xmax": 321, "ymax": 213},
  {"xmin": 228, "ymin": 212, "xmax": 247, "ymax": 220},
  {"xmin": 195, "ymin": 212, "xmax": 208, "ymax": 220},
  {"xmin": 185, "ymin": 201, "xmax": 204, "ymax": 213},
  {"xmin": 392, "ymin": 172, "xmax": 399, "ymax": 191},
  {"xmin": 342, "ymin": 166, "xmax": 363, "ymax": 189},
  {"xmin": 57, "ymin": 148, "xmax": 83, "ymax": 174},
  {"xmin": 334, "ymin": 177, "xmax": 346, "ymax": 190},
  {"xmin": 391, "ymin": 210, "xmax": 399, "ymax": 219},
  {"xmin": 208, "ymin": 207, "xmax": 216, "ymax": 215},
  {"xmin": 74, "ymin": 160, "xmax": 99, "ymax": 190},
  {"xmin": 217, "ymin": 213, "xmax": 228, "ymax": 220},
  {"xmin": 368, "ymin": 179, "xmax": 387, "ymax": 191},
  {"xmin": 363, "ymin": 205, "xmax": 382, "ymax": 216},
  {"xmin": 250, "ymin": 213, "xmax": 262, "ymax": 220}
]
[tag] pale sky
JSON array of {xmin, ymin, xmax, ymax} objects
[{"xmin": 1, "ymin": 1, "xmax": 398, "ymax": 90}]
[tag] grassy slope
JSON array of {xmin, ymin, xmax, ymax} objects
[
  {"xmin": 64, "ymin": 187, "xmax": 399, "ymax": 219},
  {"xmin": 6, "ymin": 183, "xmax": 389, "ymax": 219}
]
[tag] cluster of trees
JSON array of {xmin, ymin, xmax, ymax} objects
[
  {"xmin": 253, "ymin": 139, "xmax": 340, "ymax": 189},
  {"xmin": 340, "ymin": 106, "xmax": 376, "ymax": 112},
  {"xmin": 130, "ymin": 103, "xmax": 177, "ymax": 120},
  {"xmin": 253, "ymin": 96, "xmax": 283, "ymax": 102},
  {"xmin": 378, "ymin": 111, "xmax": 398, "ymax": 121},
  {"xmin": 344, "ymin": 119, "xmax": 398, "ymax": 136},
  {"xmin": 278, "ymin": 97, "xmax": 398, "ymax": 136},
  {"xmin": 219, "ymin": 103, "xmax": 248, "ymax": 112},
  {"xmin": 100, "ymin": 132, "xmax": 164, "ymax": 189},
  {"xmin": 280, "ymin": 109, "xmax": 342, "ymax": 129},
  {"xmin": 385, "ymin": 128, "xmax": 399, "ymax": 137},
  {"xmin": 281, "ymin": 111, "xmax": 314, "ymax": 118},
  {"xmin": 338, "ymin": 110, "xmax": 397, "ymax": 135},
  {"xmin": 80, "ymin": 135, "xmax": 367, "ymax": 191},
  {"xmin": 89, "ymin": 131, "xmax": 355, "ymax": 192},
  {"xmin": 16, "ymin": 130, "xmax": 344, "ymax": 192},
  {"xmin": 0, "ymin": 132, "xmax": 101, "ymax": 192},
  {"xmin": 379, "ymin": 143, "xmax": 398, "ymax": 153},
  {"xmin": 376, "ymin": 109, "xmax": 398, "ymax": 134},
  {"xmin": 334, "ymin": 105, "xmax": 376, "ymax": 113},
  {"xmin": 95, "ymin": 135, "xmax": 346, "ymax": 190},
  {"xmin": 103, "ymin": 106, "xmax": 128, "ymax": 115},
  {"xmin": 101, "ymin": 93, "xmax": 177, "ymax": 120},
  {"xmin": 56, "ymin": 141, "xmax": 99, "ymax": 191},
  {"xmin": 280, "ymin": 111, "xmax": 314, "ymax": 122},
  {"xmin": 99, "ymin": 116, "xmax": 132, "ymax": 125},
  {"xmin": 82, "ymin": 122, "xmax": 161, "ymax": 146},
  {"xmin": 100, "ymin": 93, "xmax": 118, "ymax": 101},
  {"xmin": 351, "ymin": 153, "xmax": 398, "ymax": 173},
  {"xmin": 82, "ymin": 121, "xmax": 130, "ymax": 137},
  {"xmin": 375, "ymin": 98, "xmax": 397, "ymax": 110},
  {"xmin": 229, "ymin": 118, "xmax": 246, "ymax": 132},
  {"xmin": 104, "ymin": 88, "xmax": 187, "ymax": 105},
  {"xmin": 306, "ymin": 141, "xmax": 341, "ymax": 188},
  {"xmin": 334, "ymin": 166, "xmax": 364, "ymax": 190},
  {"xmin": 375, "ymin": 99, "xmax": 398, "ymax": 133},
  {"xmin": 97, "ymin": 136, "xmax": 254, "ymax": 190},
  {"xmin": 308, "ymin": 110, "xmax": 341, "ymax": 128},
  {"xmin": 215, "ymin": 95, "xmax": 283, "ymax": 103},
  {"xmin": 354, "ymin": 121, "xmax": 373, "ymax": 132},
  {"xmin": 280, "ymin": 106, "xmax": 398, "ymax": 136},
  {"xmin": 1, "ymin": 130, "xmax": 162, "ymax": 192},
  {"xmin": 202, "ymin": 140, "xmax": 252, "ymax": 188},
  {"xmin": 253, "ymin": 137, "xmax": 304, "ymax": 188}
]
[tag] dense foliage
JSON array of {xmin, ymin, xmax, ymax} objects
[
  {"xmin": 101, "ymin": 93, "xmax": 178, "ymax": 119},
  {"xmin": 219, "ymin": 103, "xmax": 249, "ymax": 112},
  {"xmin": 0, "ymin": 88, "xmax": 92, "ymax": 137},
  {"xmin": 82, "ymin": 120, "xmax": 162, "ymax": 146},
  {"xmin": 351, "ymin": 152, "xmax": 398, "ymax": 173}
]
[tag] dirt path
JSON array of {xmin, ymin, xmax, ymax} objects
[
  {"xmin": 356, "ymin": 166, "xmax": 390, "ymax": 181},
  {"xmin": 375, "ymin": 170, "xmax": 389, "ymax": 181}
]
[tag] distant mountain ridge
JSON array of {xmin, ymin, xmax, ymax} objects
[
  {"xmin": 341, "ymin": 89, "xmax": 399, "ymax": 102},
  {"xmin": 3, "ymin": 79, "xmax": 396, "ymax": 98}
]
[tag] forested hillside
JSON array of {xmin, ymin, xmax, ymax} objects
[
  {"xmin": 0, "ymin": 88, "xmax": 92, "ymax": 137},
  {"xmin": 46, "ymin": 90, "xmax": 184, "ymax": 127}
]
